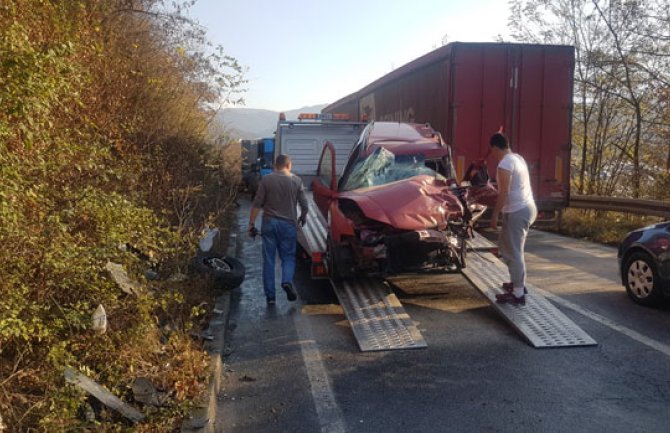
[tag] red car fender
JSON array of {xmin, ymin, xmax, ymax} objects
[{"xmin": 329, "ymin": 200, "xmax": 356, "ymax": 243}]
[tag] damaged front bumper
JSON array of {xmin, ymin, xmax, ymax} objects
[{"xmin": 353, "ymin": 228, "xmax": 462, "ymax": 274}]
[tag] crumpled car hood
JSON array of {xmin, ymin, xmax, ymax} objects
[{"xmin": 339, "ymin": 175, "xmax": 464, "ymax": 230}]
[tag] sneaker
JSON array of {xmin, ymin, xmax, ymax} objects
[
  {"xmin": 266, "ymin": 297, "xmax": 276, "ymax": 306},
  {"xmin": 281, "ymin": 282, "xmax": 297, "ymax": 301},
  {"xmin": 502, "ymin": 282, "xmax": 527, "ymax": 294},
  {"xmin": 495, "ymin": 292, "xmax": 526, "ymax": 305}
]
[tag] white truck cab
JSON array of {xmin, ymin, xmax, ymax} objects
[{"xmin": 274, "ymin": 112, "xmax": 368, "ymax": 182}]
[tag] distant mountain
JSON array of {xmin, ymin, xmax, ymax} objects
[{"xmin": 216, "ymin": 104, "xmax": 328, "ymax": 139}]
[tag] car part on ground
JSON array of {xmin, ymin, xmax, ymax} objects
[{"xmin": 194, "ymin": 254, "xmax": 246, "ymax": 290}]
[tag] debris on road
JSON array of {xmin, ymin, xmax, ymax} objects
[
  {"xmin": 180, "ymin": 407, "xmax": 209, "ymax": 432},
  {"xmin": 199, "ymin": 227, "xmax": 220, "ymax": 252},
  {"xmin": 64, "ymin": 367, "xmax": 145, "ymax": 423},
  {"xmin": 131, "ymin": 377, "xmax": 167, "ymax": 407},
  {"xmin": 91, "ymin": 304, "xmax": 107, "ymax": 334},
  {"xmin": 105, "ymin": 261, "xmax": 142, "ymax": 296},
  {"xmin": 193, "ymin": 255, "xmax": 245, "ymax": 291}
]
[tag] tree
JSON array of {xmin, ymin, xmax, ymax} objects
[
  {"xmin": 508, "ymin": 0, "xmax": 670, "ymax": 198},
  {"xmin": 0, "ymin": 0, "xmax": 246, "ymax": 429}
]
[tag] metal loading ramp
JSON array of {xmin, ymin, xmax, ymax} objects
[
  {"xmin": 298, "ymin": 192, "xmax": 427, "ymax": 351},
  {"xmin": 332, "ymin": 278, "xmax": 427, "ymax": 352},
  {"xmin": 297, "ymin": 195, "xmax": 328, "ymax": 256},
  {"xmin": 463, "ymin": 233, "xmax": 597, "ymax": 348}
]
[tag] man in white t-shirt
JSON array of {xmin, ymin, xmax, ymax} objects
[{"xmin": 489, "ymin": 132, "xmax": 537, "ymax": 305}]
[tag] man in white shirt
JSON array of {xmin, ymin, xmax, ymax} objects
[{"xmin": 489, "ymin": 133, "xmax": 537, "ymax": 305}]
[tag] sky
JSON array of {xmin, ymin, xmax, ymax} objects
[{"xmin": 187, "ymin": 0, "xmax": 510, "ymax": 112}]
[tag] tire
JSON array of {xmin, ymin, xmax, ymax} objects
[
  {"xmin": 326, "ymin": 236, "xmax": 341, "ymax": 282},
  {"xmin": 326, "ymin": 236, "xmax": 353, "ymax": 282},
  {"xmin": 623, "ymin": 252, "xmax": 664, "ymax": 307},
  {"xmin": 194, "ymin": 254, "xmax": 246, "ymax": 290}
]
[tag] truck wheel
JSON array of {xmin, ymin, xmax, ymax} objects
[
  {"xmin": 327, "ymin": 236, "xmax": 353, "ymax": 282},
  {"xmin": 194, "ymin": 254, "xmax": 246, "ymax": 290},
  {"xmin": 623, "ymin": 252, "xmax": 663, "ymax": 307}
]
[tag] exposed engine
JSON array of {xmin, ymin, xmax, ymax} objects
[{"xmin": 337, "ymin": 191, "xmax": 484, "ymax": 275}]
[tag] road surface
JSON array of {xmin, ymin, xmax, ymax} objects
[{"xmin": 214, "ymin": 198, "xmax": 670, "ymax": 433}]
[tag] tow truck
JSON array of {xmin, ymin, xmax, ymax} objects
[
  {"xmin": 275, "ymin": 112, "xmax": 367, "ymax": 183},
  {"xmin": 273, "ymin": 112, "xmax": 367, "ymax": 279},
  {"xmin": 289, "ymin": 121, "xmax": 596, "ymax": 353},
  {"xmin": 276, "ymin": 104, "xmax": 594, "ymax": 352}
]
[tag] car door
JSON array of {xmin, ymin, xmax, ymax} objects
[{"xmin": 312, "ymin": 141, "xmax": 337, "ymax": 218}]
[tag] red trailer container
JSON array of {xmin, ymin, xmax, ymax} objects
[{"xmin": 323, "ymin": 42, "xmax": 574, "ymax": 221}]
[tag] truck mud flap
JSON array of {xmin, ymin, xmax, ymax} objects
[
  {"xmin": 463, "ymin": 233, "xmax": 597, "ymax": 348},
  {"xmin": 331, "ymin": 277, "xmax": 427, "ymax": 352}
]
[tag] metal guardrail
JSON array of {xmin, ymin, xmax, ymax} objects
[{"xmin": 570, "ymin": 195, "xmax": 670, "ymax": 218}]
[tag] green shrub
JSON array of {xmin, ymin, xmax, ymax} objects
[
  {"xmin": 552, "ymin": 208, "xmax": 665, "ymax": 245},
  {"xmin": 0, "ymin": 1, "xmax": 243, "ymax": 431}
]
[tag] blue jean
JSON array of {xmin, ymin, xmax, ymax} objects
[{"xmin": 261, "ymin": 217, "xmax": 297, "ymax": 299}]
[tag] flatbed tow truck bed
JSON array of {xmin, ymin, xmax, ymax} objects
[{"xmin": 297, "ymin": 192, "xmax": 596, "ymax": 351}]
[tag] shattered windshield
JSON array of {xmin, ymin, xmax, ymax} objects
[{"xmin": 342, "ymin": 147, "xmax": 444, "ymax": 191}]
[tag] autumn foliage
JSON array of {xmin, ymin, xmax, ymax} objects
[{"xmin": 0, "ymin": 1, "xmax": 244, "ymax": 431}]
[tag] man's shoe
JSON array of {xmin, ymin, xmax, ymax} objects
[
  {"xmin": 502, "ymin": 282, "xmax": 527, "ymax": 294},
  {"xmin": 266, "ymin": 297, "xmax": 276, "ymax": 306},
  {"xmin": 281, "ymin": 283, "xmax": 297, "ymax": 301},
  {"xmin": 495, "ymin": 292, "xmax": 526, "ymax": 305}
]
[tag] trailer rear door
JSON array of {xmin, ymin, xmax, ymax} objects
[{"xmin": 450, "ymin": 44, "xmax": 573, "ymax": 213}]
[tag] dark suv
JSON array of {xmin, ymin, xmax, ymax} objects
[{"xmin": 618, "ymin": 221, "xmax": 670, "ymax": 306}]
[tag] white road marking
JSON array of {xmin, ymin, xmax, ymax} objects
[
  {"xmin": 535, "ymin": 287, "xmax": 670, "ymax": 358},
  {"xmin": 293, "ymin": 311, "xmax": 346, "ymax": 433},
  {"xmin": 523, "ymin": 237, "xmax": 670, "ymax": 358}
]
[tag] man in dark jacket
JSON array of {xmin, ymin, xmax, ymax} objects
[{"xmin": 248, "ymin": 154, "xmax": 308, "ymax": 305}]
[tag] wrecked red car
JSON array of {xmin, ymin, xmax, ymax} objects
[{"xmin": 311, "ymin": 121, "xmax": 497, "ymax": 279}]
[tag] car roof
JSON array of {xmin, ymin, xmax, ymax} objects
[{"xmin": 364, "ymin": 122, "xmax": 448, "ymax": 157}]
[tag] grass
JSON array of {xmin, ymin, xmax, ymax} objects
[{"xmin": 548, "ymin": 208, "xmax": 666, "ymax": 246}]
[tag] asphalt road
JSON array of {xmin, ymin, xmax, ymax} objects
[{"xmin": 215, "ymin": 197, "xmax": 670, "ymax": 433}]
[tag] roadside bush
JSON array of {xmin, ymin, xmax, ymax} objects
[
  {"xmin": 551, "ymin": 208, "xmax": 665, "ymax": 245},
  {"xmin": 0, "ymin": 1, "xmax": 244, "ymax": 431}
]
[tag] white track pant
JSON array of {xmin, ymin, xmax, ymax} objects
[{"xmin": 499, "ymin": 203, "xmax": 537, "ymax": 289}]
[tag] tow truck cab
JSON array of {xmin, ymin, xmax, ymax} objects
[{"xmin": 274, "ymin": 112, "xmax": 368, "ymax": 184}]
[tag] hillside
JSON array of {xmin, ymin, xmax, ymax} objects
[
  {"xmin": 0, "ymin": 2, "xmax": 244, "ymax": 430},
  {"xmin": 217, "ymin": 104, "xmax": 328, "ymax": 139}
]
